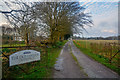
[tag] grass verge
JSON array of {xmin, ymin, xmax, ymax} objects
[
  {"xmin": 3, "ymin": 40, "xmax": 67, "ymax": 78},
  {"xmin": 68, "ymin": 44, "xmax": 82, "ymax": 69},
  {"xmin": 73, "ymin": 41, "xmax": 120, "ymax": 75},
  {"xmin": 68, "ymin": 43, "xmax": 88, "ymax": 76}
]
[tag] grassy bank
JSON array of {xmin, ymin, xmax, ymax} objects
[
  {"xmin": 68, "ymin": 44, "xmax": 83, "ymax": 70},
  {"xmin": 73, "ymin": 40, "xmax": 120, "ymax": 75},
  {"xmin": 3, "ymin": 40, "xmax": 67, "ymax": 78}
]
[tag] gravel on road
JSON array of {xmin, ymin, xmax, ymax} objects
[{"xmin": 53, "ymin": 42, "xmax": 88, "ymax": 78}]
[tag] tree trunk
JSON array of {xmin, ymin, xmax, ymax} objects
[
  {"xmin": 25, "ymin": 32, "xmax": 29, "ymax": 46},
  {"xmin": 57, "ymin": 32, "xmax": 61, "ymax": 41},
  {"xmin": 60, "ymin": 35, "xmax": 64, "ymax": 41}
]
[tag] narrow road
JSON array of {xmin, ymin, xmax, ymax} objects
[
  {"xmin": 53, "ymin": 42, "xmax": 88, "ymax": 78},
  {"xmin": 53, "ymin": 40, "xmax": 119, "ymax": 78},
  {"xmin": 70, "ymin": 40, "xmax": 119, "ymax": 78}
]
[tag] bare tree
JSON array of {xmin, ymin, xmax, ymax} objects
[
  {"xmin": 0, "ymin": 1, "xmax": 93, "ymax": 45},
  {"xmin": 0, "ymin": 1, "xmax": 38, "ymax": 46},
  {"xmin": 33, "ymin": 2, "xmax": 93, "ymax": 44}
]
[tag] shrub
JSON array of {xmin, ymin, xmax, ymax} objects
[
  {"xmin": 55, "ymin": 41, "xmax": 62, "ymax": 47},
  {"xmin": 2, "ymin": 48, "xmax": 10, "ymax": 53},
  {"xmin": 3, "ymin": 41, "xmax": 9, "ymax": 44}
]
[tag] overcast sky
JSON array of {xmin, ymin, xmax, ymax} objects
[
  {"xmin": 0, "ymin": 0, "xmax": 119, "ymax": 37},
  {"xmin": 79, "ymin": 2, "xmax": 118, "ymax": 37}
]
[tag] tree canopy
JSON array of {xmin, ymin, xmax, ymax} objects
[{"xmin": 0, "ymin": 1, "xmax": 93, "ymax": 45}]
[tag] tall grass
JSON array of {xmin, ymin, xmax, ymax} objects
[{"xmin": 73, "ymin": 40, "xmax": 120, "ymax": 75}]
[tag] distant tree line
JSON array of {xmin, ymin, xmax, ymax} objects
[{"xmin": 73, "ymin": 36, "xmax": 119, "ymax": 40}]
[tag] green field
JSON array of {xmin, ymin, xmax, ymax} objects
[
  {"xmin": 0, "ymin": 44, "xmax": 26, "ymax": 47},
  {"xmin": 73, "ymin": 40, "xmax": 120, "ymax": 75},
  {"xmin": 78, "ymin": 40, "xmax": 118, "ymax": 43},
  {"xmin": 0, "ymin": 44, "xmax": 26, "ymax": 56}
]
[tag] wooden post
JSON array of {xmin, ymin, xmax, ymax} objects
[{"xmin": 109, "ymin": 43, "xmax": 112, "ymax": 64}]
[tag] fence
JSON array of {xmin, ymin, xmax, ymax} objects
[
  {"xmin": 73, "ymin": 40, "xmax": 120, "ymax": 68},
  {"xmin": 1, "ymin": 44, "xmax": 48, "ymax": 78}
]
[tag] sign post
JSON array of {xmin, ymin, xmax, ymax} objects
[{"xmin": 9, "ymin": 50, "xmax": 40, "ymax": 66}]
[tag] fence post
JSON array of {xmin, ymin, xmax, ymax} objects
[{"xmin": 109, "ymin": 43, "xmax": 112, "ymax": 64}]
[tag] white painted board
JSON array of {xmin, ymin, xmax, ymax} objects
[{"xmin": 9, "ymin": 50, "xmax": 40, "ymax": 66}]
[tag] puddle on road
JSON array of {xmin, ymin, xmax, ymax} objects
[{"xmin": 54, "ymin": 57, "xmax": 64, "ymax": 71}]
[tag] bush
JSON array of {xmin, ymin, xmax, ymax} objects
[
  {"xmin": 11, "ymin": 49, "xmax": 16, "ymax": 52},
  {"xmin": 2, "ymin": 48, "xmax": 10, "ymax": 53},
  {"xmin": 2, "ymin": 40, "xmax": 25, "ymax": 45},
  {"xmin": 3, "ymin": 41, "xmax": 9, "ymax": 44},
  {"xmin": 55, "ymin": 41, "xmax": 62, "ymax": 47},
  {"xmin": 2, "ymin": 48, "xmax": 16, "ymax": 53},
  {"xmin": 12, "ymin": 41, "xmax": 25, "ymax": 44}
]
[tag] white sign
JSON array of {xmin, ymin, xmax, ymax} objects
[{"xmin": 9, "ymin": 50, "xmax": 40, "ymax": 66}]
